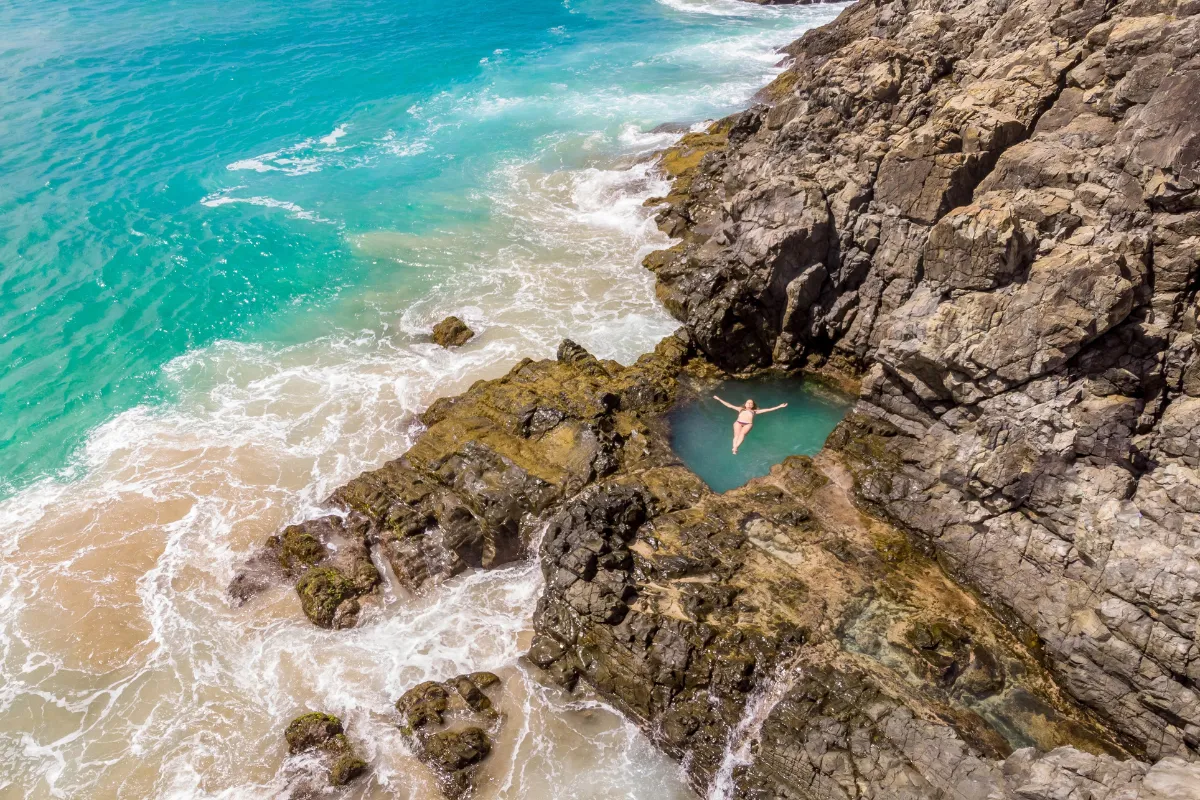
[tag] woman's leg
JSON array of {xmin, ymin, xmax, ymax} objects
[{"xmin": 732, "ymin": 422, "xmax": 750, "ymax": 454}]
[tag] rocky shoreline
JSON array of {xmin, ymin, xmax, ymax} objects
[{"xmin": 232, "ymin": 0, "xmax": 1200, "ymax": 795}]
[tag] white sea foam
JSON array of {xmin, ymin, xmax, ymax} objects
[
  {"xmin": 378, "ymin": 130, "xmax": 431, "ymax": 158},
  {"xmin": 199, "ymin": 193, "xmax": 333, "ymax": 224},
  {"xmin": 227, "ymin": 147, "xmax": 325, "ymax": 176},
  {"xmin": 319, "ymin": 124, "xmax": 348, "ymax": 147},
  {"xmin": 656, "ymin": 0, "xmax": 791, "ymax": 18},
  {"xmin": 709, "ymin": 664, "xmax": 803, "ymax": 800},
  {"xmin": 226, "ymin": 126, "xmax": 353, "ymax": 177},
  {"xmin": 617, "ymin": 121, "xmax": 701, "ymax": 153}
]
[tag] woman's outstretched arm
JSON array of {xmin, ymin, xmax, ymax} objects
[
  {"xmin": 756, "ymin": 403, "xmax": 789, "ymax": 413},
  {"xmin": 713, "ymin": 395, "xmax": 740, "ymax": 410}
]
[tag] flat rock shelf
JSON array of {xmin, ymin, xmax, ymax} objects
[{"xmin": 667, "ymin": 375, "xmax": 851, "ymax": 493}]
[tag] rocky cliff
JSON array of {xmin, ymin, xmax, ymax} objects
[
  {"xmin": 231, "ymin": 0, "xmax": 1200, "ymax": 795},
  {"xmin": 646, "ymin": 0, "xmax": 1200, "ymax": 770}
]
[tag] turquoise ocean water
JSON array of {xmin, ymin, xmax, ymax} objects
[
  {"xmin": 1, "ymin": 0, "xmax": 841, "ymax": 496},
  {"xmin": 0, "ymin": 2, "xmax": 848, "ymax": 796}
]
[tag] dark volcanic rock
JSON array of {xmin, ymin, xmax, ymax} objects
[
  {"xmin": 395, "ymin": 672, "xmax": 502, "ymax": 798},
  {"xmin": 530, "ymin": 450, "xmax": 1144, "ymax": 796},
  {"xmin": 431, "ymin": 315, "xmax": 474, "ymax": 348},
  {"xmin": 643, "ymin": 0, "xmax": 1200, "ymax": 769}
]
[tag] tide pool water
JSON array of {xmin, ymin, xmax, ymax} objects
[
  {"xmin": 669, "ymin": 377, "xmax": 852, "ymax": 493},
  {"xmin": 0, "ymin": 0, "xmax": 846, "ymax": 797}
]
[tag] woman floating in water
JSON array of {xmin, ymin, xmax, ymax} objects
[{"xmin": 713, "ymin": 395, "xmax": 788, "ymax": 455}]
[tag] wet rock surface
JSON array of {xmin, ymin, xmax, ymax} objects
[
  {"xmin": 229, "ymin": 513, "xmax": 381, "ymax": 629},
  {"xmin": 643, "ymin": 0, "xmax": 1200, "ymax": 777},
  {"xmin": 431, "ymin": 315, "xmax": 475, "ymax": 348},
  {"xmin": 282, "ymin": 712, "xmax": 368, "ymax": 790},
  {"xmin": 395, "ymin": 672, "xmax": 503, "ymax": 798},
  {"xmin": 230, "ymin": 334, "xmax": 691, "ymax": 623}
]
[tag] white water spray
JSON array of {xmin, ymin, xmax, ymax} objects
[{"xmin": 707, "ymin": 664, "xmax": 803, "ymax": 800}]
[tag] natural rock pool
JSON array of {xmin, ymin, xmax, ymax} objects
[{"xmin": 667, "ymin": 375, "xmax": 852, "ymax": 493}]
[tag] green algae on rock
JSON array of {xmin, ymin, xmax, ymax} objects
[
  {"xmin": 230, "ymin": 513, "xmax": 381, "ymax": 629},
  {"xmin": 283, "ymin": 712, "xmax": 368, "ymax": 789},
  {"xmin": 395, "ymin": 672, "xmax": 503, "ymax": 799},
  {"xmin": 431, "ymin": 315, "xmax": 475, "ymax": 348}
]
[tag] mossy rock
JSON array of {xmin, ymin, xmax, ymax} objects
[
  {"xmin": 423, "ymin": 726, "xmax": 492, "ymax": 772},
  {"xmin": 432, "ymin": 315, "xmax": 475, "ymax": 348},
  {"xmin": 296, "ymin": 567, "xmax": 359, "ymax": 628},
  {"xmin": 659, "ymin": 131, "xmax": 729, "ymax": 178},
  {"xmin": 758, "ymin": 69, "xmax": 799, "ymax": 103},
  {"xmin": 396, "ymin": 681, "xmax": 451, "ymax": 732},
  {"xmin": 278, "ymin": 527, "xmax": 326, "ymax": 573},
  {"xmin": 283, "ymin": 712, "xmax": 369, "ymax": 787},
  {"xmin": 467, "ymin": 671, "xmax": 501, "ymax": 690},
  {"xmin": 285, "ymin": 712, "xmax": 344, "ymax": 754},
  {"xmin": 330, "ymin": 753, "xmax": 368, "ymax": 786}
]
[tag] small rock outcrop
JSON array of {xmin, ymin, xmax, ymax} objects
[
  {"xmin": 283, "ymin": 712, "xmax": 368, "ymax": 788},
  {"xmin": 395, "ymin": 672, "xmax": 503, "ymax": 798},
  {"xmin": 229, "ymin": 513, "xmax": 381, "ymax": 629},
  {"xmin": 431, "ymin": 316, "xmax": 474, "ymax": 348},
  {"xmin": 231, "ymin": 332, "xmax": 693, "ymax": 616}
]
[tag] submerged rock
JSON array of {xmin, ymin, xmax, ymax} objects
[
  {"xmin": 283, "ymin": 712, "xmax": 368, "ymax": 789},
  {"xmin": 431, "ymin": 315, "xmax": 474, "ymax": 348},
  {"xmin": 395, "ymin": 672, "xmax": 502, "ymax": 798}
]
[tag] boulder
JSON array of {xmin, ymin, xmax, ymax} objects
[
  {"xmin": 395, "ymin": 672, "xmax": 502, "ymax": 798},
  {"xmin": 229, "ymin": 513, "xmax": 380, "ymax": 629},
  {"xmin": 431, "ymin": 316, "xmax": 474, "ymax": 348},
  {"xmin": 283, "ymin": 712, "xmax": 368, "ymax": 788}
]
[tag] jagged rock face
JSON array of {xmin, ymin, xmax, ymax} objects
[
  {"xmin": 530, "ymin": 449, "xmax": 1139, "ymax": 797},
  {"xmin": 229, "ymin": 335, "xmax": 693, "ymax": 621},
  {"xmin": 645, "ymin": 0, "xmax": 1200, "ymax": 764}
]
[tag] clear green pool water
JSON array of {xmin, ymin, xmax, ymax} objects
[{"xmin": 668, "ymin": 376, "xmax": 852, "ymax": 493}]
